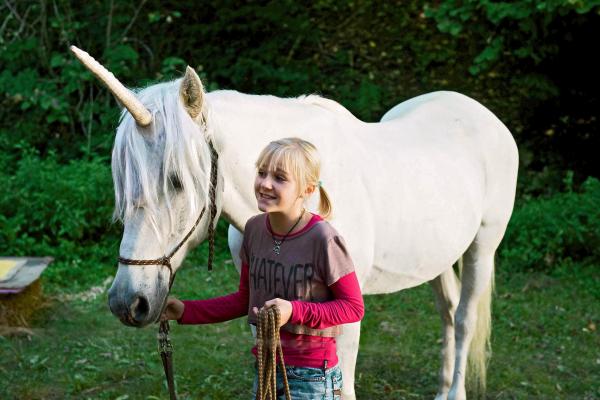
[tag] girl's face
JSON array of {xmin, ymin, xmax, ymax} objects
[{"xmin": 254, "ymin": 165, "xmax": 304, "ymax": 215}]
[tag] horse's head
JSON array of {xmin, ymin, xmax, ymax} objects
[{"xmin": 71, "ymin": 46, "xmax": 221, "ymax": 327}]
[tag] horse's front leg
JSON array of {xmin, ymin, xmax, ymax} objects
[
  {"xmin": 227, "ymin": 225, "xmax": 244, "ymax": 274},
  {"xmin": 336, "ymin": 320, "xmax": 361, "ymax": 400},
  {"xmin": 430, "ymin": 267, "xmax": 460, "ymax": 400}
]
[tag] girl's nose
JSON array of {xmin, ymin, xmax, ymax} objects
[{"xmin": 260, "ymin": 175, "xmax": 273, "ymax": 189}]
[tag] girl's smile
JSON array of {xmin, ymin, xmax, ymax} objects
[
  {"xmin": 254, "ymin": 168, "xmax": 301, "ymax": 213},
  {"xmin": 258, "ymin": 192, "xmax": 277, "ymax": 200}
]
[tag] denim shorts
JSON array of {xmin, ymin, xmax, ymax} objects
[{"xmin": 251, "ymin": 364, "xmax": 342, "ymax": 400}]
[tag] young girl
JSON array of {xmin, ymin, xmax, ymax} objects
[{"xmin": 162, "ymin": 137, "xmax": 364, "ymax": 399}]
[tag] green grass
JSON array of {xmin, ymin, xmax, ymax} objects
[{"xmin": 1, "ymin": 249, "xmax": 598, "ymax": 399}]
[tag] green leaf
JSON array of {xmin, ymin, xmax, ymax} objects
[{"xmin": 50, "ymin": 54, "xmax": 65, "ymax": 68}]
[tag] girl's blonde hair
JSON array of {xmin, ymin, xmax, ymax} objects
[{"xmin": 255, "ymin": 137, "xmax": 332, "ymax": 220}]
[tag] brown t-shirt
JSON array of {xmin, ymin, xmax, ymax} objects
[{"xmin": 240, "ymin": 213, "xmax": 355, "ymax": 337}]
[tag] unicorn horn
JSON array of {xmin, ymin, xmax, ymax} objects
[{"xmin": 70, "ymin": 45, "xmax": 152, "ymax": 127}]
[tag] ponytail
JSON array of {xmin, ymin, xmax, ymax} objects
[{"xmin": 318, "ymin": 184, "xmax": 333, "ymax": 220}]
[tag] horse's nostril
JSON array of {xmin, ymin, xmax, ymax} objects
[{"xmin": 132, "ymin": 294, "xmax": 150, "ymax": 321}]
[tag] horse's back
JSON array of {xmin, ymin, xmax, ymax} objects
[
  {"xmin": 379, "ymin": 91, "xmax": 516, "ymax": 151},
  {"xmin": 373, "ymin": 91, "xmax": 517, "ymax": 190},
  {"xmin": 380, "ymin": 91, "xmax": 456, "ymax": 122}
]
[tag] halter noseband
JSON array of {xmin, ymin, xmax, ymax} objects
[{"xmin": 117, "ymin": 206, "xmax": 207, "ymax": 289}]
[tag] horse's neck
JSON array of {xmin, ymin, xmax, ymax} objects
[
  {"xmin": 207, "ymin": 90, "xmax": 358, "ymax": 232},
  {"xmin": 209, "ymin": 92, "xmax": 294, "ymax": 231}
]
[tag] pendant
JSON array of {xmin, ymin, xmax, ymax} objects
[{"xmin": 273, "ymin": 241, "xmax": 281, "ymax": 255}]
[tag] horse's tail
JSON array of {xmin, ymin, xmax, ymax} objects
[{"xmin": 457, "ymin": 256, "xmax": 494, "ymax": 397}]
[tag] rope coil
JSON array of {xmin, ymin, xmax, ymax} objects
[{"xmin": 256, "ymin": 306, "xmax": 291, "ymax": 400}]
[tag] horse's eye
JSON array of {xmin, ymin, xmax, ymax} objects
[{"xmin": 169, "ymin": 175, "xmax": 183, "ymax": 191}]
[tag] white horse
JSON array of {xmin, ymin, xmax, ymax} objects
[{"xmin": 71, "ymin": 46, "xmax": 518, "ymax": 400}]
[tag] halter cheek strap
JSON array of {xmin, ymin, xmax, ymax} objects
[{"xmin": 117, "ymin": 140, "xmax": 219, "ymax": 276}]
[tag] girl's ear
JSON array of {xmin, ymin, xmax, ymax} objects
[{"xmin": 304, "ymin": 184, "xmax": 316, "ymax": 197}]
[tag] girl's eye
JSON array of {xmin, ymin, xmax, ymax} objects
[
  {"xmin": 258, "ymin": 170, "xmax": 266, "ymax": 177},
  {"xmin": 276, "ymin": 175, "xmax": 286, "ymax": 181}
]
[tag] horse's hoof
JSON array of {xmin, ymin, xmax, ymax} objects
[{"xmin": 447, "ymin": 387, "xmax": 466, "ymax": 400}]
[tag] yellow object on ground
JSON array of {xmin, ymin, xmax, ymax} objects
[{"xmin": 0, "ymin": 260, "xmax": 26, "ymax": 282}]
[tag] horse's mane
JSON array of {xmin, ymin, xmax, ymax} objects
[
  {"xmin": 111, "ymin": 79, "xmax": 212, "ymax": 241},
  {"xmin": 110, "ymin": 85, "xmax": 353, "ymax": 239},
  {"xmin": 295, "ymin": 94, "xmax": 357, "ymax": 119},
  {"xmin": 208, "ymin": 90, "xmax": 358, "ymax": 120}
]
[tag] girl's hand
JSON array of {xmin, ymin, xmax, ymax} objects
[
  {"xmin": 252, "ymin": 298, "xmax": 293, "ymax": 327},
  {"xmin": 161, "ymin": 297, "xmax": 185, "ymax": 321}
]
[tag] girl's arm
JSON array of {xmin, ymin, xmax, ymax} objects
[
  {"xmin": 177, "ymin": 262, "xmax": 250, "ymax": 324},
  {"xmin": 288, "ymin": 271, "xmax": 364, "ymax": 329}
]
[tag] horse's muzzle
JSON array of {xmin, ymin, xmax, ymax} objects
[{"xmin": 108, "ymin": 287, "xmax": 153, "ymax": 327}]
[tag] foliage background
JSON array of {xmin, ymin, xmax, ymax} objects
[
  {"xmin": 1, "ymin": 0, "xmax": 598, "ymax": 289},
  {"xmin": 0, "ymin": 1, "xmax": 598, "ymax": 398}
]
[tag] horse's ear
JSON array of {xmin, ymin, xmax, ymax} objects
[{"xmin": 179, "ymin": 66, "xmax": 204, "ymax": 120}]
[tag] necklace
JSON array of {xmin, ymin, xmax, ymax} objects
[{"xmin": 271, "ymin": 208, "xmax": 306, "ymax": 255}]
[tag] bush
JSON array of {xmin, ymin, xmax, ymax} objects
[
  {"xmin": 425, "ymin": 0, "xmax": 599, "ymax": 77},
  {"xmin": 499, "ymin": 175, "xmax": 600, "ymax": 271},
  {"xmin": 0, "ymin": 141, "xmax": 232, "ymax": 292},
  {"xmin": 0, "ymin": 145, "xmax": 120, "ymax": 290}
]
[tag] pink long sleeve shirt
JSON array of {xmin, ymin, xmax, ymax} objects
[{"xmin": 178, "ymin": 214, "xmax": 364, "ymax": 368}]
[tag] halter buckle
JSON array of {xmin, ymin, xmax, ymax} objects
[{"xmin": 160, "ymin": 256, "xmax": 171, "ymax": 268}]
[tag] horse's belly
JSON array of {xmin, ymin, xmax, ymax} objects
[
  {"xmin": 361, "ymin": 264, "xmax": 434, "ymax": 294},
  {"xmin": 361, "ymin": 163, "xmax": 483, "ymax": 295},
  {"xmin": 361, "ymin": 221, "xmax": 477, "ymax": 295}
]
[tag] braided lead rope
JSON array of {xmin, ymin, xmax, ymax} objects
[
  {"xmin": 152, "ymin": 141, "xmax": 217, "ymax": 400},
  {"xmin": 206, "ymin": 140, "xmax": 219, "ymax": 271},
  {"xmin": 256, "ymin": 306, "xmax": 292, "ymax": 400},
  {"xmin": 256, "ymin": 312, "xmax": 264, "ymax": 400},
  {"xmin": 158, "ymin": 320, "xmax": 177, "ymax": 400},
  {"xmin": 116, "ymin": 139, "xmax": 220, "ymax": 400}
]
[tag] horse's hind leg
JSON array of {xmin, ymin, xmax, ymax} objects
[
  {"xmin": 430, "ymin": 266, "xmax": 461, "ymax": 400},
  {"xmin": 337, "ymin": 321, "xmax": 361, "ymax": 400},
  {"xmin": 448, "ymin": 224, "xmax": 502, "ymax": 400}
]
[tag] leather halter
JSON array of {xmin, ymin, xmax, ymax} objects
[
  {"xmin": 116, "ymin": 140, "xmax": 219, "ymax": 400},
  {"xmin": 117, "ymin": 206, "xmax": 206, "ymax": 292},
  {"xmin": 117, "ymin": 140, "xmax": 219, "ymax": 278}
]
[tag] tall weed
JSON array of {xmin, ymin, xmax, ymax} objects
[{"xmin": 500, "ymin": 175, "xmax": 600, "ymax": 271}]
